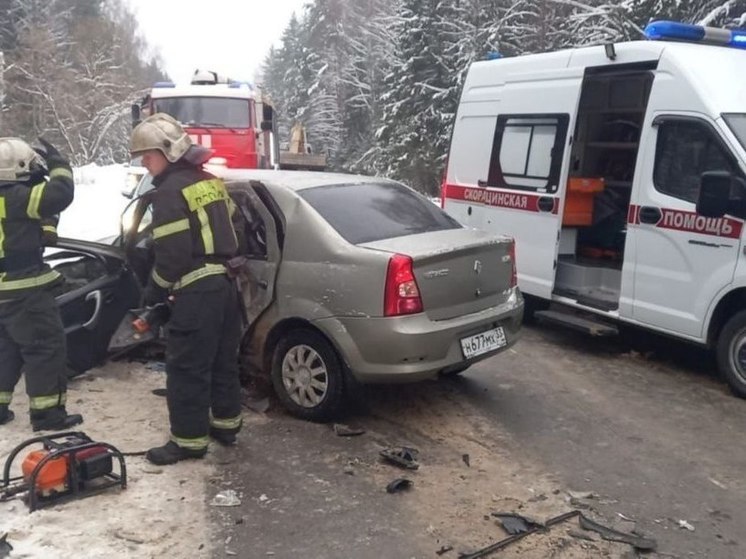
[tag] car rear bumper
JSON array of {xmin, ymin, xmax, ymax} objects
[{"xmin": 313, "ymin": 288, "xmax": 524, "ymax": 383}]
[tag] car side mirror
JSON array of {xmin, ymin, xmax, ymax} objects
[
  {"xmin": 697, "ymin": 171, "xmax": 731, "ymax": 218},
  {"xmin": 131, "ymin": 104, "xmax": 141, "ymax": 128},
  {"xmin": 260, "ymin": 120, "xmax": 273, "ymax": 132}
]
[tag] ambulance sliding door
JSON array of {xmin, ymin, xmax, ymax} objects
[{"xmin": 481, "ymin": 70, "xmax": 581, "ymax": 298}]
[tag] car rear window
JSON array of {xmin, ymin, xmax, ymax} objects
[{"xmin": 299, "ymin": 182, "xmax": 462, "ymax": 244}]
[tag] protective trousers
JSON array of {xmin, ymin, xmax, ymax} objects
[
  {"xmin": 0, "ymin": 289, "xmax": 67, "ymax": 412},
  {"xmin": 166, "ymin": 274, "xmax": 242, "ymax": 450}
]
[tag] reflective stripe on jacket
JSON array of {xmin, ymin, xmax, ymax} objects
[
  {"xmin": 0, "ymin": 165, "xmax": 74, "ymax": 299},
  {"xmin": 148, "ymin": 162, "xmax": 238, "ymax": 292}
]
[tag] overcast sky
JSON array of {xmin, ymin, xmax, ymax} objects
[{"xmin": 125, "ymin": 0, "xmax": 308, "ymax": 84}]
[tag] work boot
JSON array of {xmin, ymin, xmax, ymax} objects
[
  {"xmin": 0, "ymin": 407, "xmax": 14, "ymax": 426},
  {"xmin": 146, "ymin": 441, "xmax": 207, "ymax": 465},
  {"xmin": 209, "ymin": 427, "xmax": 237, "ymax": 446},
  {"xmin": 31, "ymin": 407, "xmax": 83, "ymax": 432}
]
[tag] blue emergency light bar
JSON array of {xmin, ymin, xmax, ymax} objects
[
  {"xmin": 153, "ymin": 81, "xmax": 175, "ymax": 88},
  {"xmin": 644, "ymin": 20, "xmax": 746, "ymax": 49},
  {"xmin": 228, "ymin": 81, "xmax": 254, "ymax": 90}
]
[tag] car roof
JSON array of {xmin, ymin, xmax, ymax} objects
[{"xmin": 215, "ymin": 168, "xmax": 397, "ymax": 192}]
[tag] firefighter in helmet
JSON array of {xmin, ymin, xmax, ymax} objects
[
  {"xmin": 130, "ymin": 113, "xmax": 243, "ymax": 465},
  {"xmin": 0, "ymin": 137, "xmax": 83, "ymax": 431}
]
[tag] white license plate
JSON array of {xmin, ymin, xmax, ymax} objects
[{"xmin": 460, "ymin": 327, "xmax": 507, "ymax": 359}]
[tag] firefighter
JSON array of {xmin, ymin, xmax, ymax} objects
[
  {"xmin": 0, "ymin": 137, "xmax": 83, "ymax": 431},
  {"xmin": 130, "ymin": 113, "xmax": 243, "ymax": 465}
]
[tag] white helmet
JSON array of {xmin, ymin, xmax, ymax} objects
[
  {"xmin": 0, "ymin": 138, "xmax": 47, "ymax": 183},
  {"xmin": 130, "ymin": 113, "xmax": 193, "ymax": 163}
]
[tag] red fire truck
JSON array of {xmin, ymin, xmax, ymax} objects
[{"xmin": 131, "ymin": 70, "xmax": 278, "ymax": 169}]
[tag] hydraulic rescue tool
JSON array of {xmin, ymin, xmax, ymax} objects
[
  {"xmin": 0, "ymin": 432, "xmax": 126, "ymax": 512},
  {"xmin": 108, "ymin": 302, "xmax": 170, "ymax": 352}
]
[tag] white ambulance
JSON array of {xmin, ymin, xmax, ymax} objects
[{"xmin": 442, "ymin": 21, "xmax": 746, "ymax": 396}]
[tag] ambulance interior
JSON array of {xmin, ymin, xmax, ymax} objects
[{"xmin": 555, "ymin": 69, "xmax": 653, "ymax": 310}]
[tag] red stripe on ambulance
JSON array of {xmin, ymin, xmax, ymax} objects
[
  {"xmin": 444, "ymin": 184, "xmax": 558, "ymax": 214},
  {"xmin": 628, "ymin": 204, "xmax": 743, "ymax": 239}
]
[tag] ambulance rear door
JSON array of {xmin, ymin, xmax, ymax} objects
[{"xmin": 445, "ymin": 58, "xmax": 581, "ymax": 299}]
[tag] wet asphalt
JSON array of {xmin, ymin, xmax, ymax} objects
[{"xmin": 211, "ymin": 325, "xmax": 746, "ymax": 559}]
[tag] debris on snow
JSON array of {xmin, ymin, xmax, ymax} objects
[
  {"xmin": 379, "ymin": 446, "xmax": 419, "ymax": 470},
  {"xmin": 385, "ymin": 478, "xmax": 413, "ymax": 494},
  {"xmin": 210, "ymin": 490, "xmax": 242, "ymax": 507},
  {"xmin": 332, "ymin": 423, "xmax": 366, "ymax": 437}
]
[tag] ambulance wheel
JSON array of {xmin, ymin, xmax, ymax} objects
[
  {"xmin": 716, "ymin": 311, "xmax": 746, "ymax": 398},
  {"xmin": 271, "ymin": 329, "xmax": 346, "ymax": 421}
]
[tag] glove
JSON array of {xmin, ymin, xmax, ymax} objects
[
  {"xmin": 143, "ymin": 279, "xmax": 169, "ymax": 307},
  {"xmin": 34, "ymin": 137, "xmax": 68, "ymax": 169}
]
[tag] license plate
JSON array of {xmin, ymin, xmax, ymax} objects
[{"xmin": 460, "ymin": 327, "xmax": 507, "ymax": 359}]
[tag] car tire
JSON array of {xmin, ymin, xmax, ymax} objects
[
  {"xmin": 716, "ymin": 310, "xmax": 746, "ymax": 398},
  {"xmin": 271, "ymin": 329, "xmax": 346, "ymax": 421}
]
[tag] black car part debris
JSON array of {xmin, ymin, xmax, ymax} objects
[
  {"xmin": 379, "ymin": 447, "xmax": 419, "ymax": 470},
  {"xmin": 436, "ymin": 544, "xmax": 454, "ymax": 555},
  {"xmin": 386, "ymin": 478, "xmax": 413, "ymax": 494},
  {"xmin": 491, "ymin": 512, "xmax": 544, "ymax": 535},
  {"xmin": 462, "ymin": 453, "xmax": 470, "ymax": 467},
  {"xmin": 579, "ymin": 514, "xmax": 657, "ymax": 550},
  {"xmin": 0, "ymin": 533, "xmax": 12, "ymax": 558},
  {"xmin": 458, "ymin": 510, "xmax": 657, "ymax": 559},
  {"xmin": 332, "ymin": 423, "xmax": 366, "ymax": 437},
  {"xmin": 151, "ymin": 388, "xmax": 167, "ymax": 397},
  {"xmin": 0, "ymin": 432, "xmax": 126, "ymax": 512}
]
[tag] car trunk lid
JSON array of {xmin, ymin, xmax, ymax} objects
[{"xmin": 361, "ymin": 229, "xmax": 515, "ymax": 320}]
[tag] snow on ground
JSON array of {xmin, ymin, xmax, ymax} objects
[
  {"xmin": 0, "ymin": 363, "xmax": 221, "ymax": 558},
  {"xmin": 56, "ymin": 164, "xmax": 133, "ymax": 242}
]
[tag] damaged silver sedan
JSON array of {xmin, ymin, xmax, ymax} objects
[{"xmin": 57, "ymin": 170, "xmax": 524, "ymax": 420}]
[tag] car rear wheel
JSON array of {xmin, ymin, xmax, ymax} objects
[
  {"xmin": 271, "ymin": 329, "xmax": 346, "ymax": 421},
  {"xmin": 716, "ymin": 311, "xmax": 746, "ymax": 398}
]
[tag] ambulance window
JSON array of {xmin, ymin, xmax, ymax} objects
[
  {"xmin": 488, "ymin": 114, "xmax": 569, "ymax": 193},
  {"xmin": 654, "ymin": 119, "xmax": 743, "ymax": 204}
]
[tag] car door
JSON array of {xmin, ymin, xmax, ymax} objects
[
  {"xmin": 226, "ymin": 180, "xmax": 282, "ymax": 327},
  {"xmin": 445, "ymin": 62, "xmax": 580, "ymax": 299},
  {"xmin": 630, "ymin": 114, "xmax": 745, "ymax": 338},
  {"xmin": 118, "ymin": 178, "xmax": 281, "ymax": 341},
  {"xmin": 47, "ymin": 239, "xmax": 142, "ymax": 376}
]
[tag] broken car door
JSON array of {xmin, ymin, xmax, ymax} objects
[
  {"xmin": 226, "ymin": 180, "xmax": 281, "ymax": 328},
  {"xmin": 48, "ymin": 239, "xmax": 142, "ymax": 376}
]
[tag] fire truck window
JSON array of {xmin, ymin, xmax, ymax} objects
[
  {"xmin": 488, "ymin": 114, "xmax": 569, "ymax": 193},
  {"xmin": 153, "ymin": 97, "xmax": 251, "ymax": 128},
  {"xmin": 654, "ymin": 120, "xmax": 743, "ymax": 203}
]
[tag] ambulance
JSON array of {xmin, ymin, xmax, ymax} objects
[{"xmin": 442, "ymin": 21, "xmax": 746, "ymax": 396}]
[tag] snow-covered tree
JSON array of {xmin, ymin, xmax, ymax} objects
[{"xmin": 0, "ymin": 0, "xmax": 166, "ymax": 164}]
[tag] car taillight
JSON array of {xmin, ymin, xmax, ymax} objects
[
  {"xmin": 384, "ymin": 254, "xmax": 423, "ymax": 317},
  {"xmin": 509, "ymin": 240, "xmax": 517, "ymax": 288}
]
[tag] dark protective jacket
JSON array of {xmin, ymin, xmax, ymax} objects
[
  {"xmin": 147, "ymin": 161, "xmax": 238, "ymax": 294},
  {"xmin": 0, "ymin": 163, "xmax": 74, "ymax": 300}
]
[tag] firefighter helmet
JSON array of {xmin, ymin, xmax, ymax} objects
[
  {"xmin": 0, "ymin": 138, "xmax": 47, "ymax": 183},
  {"xmin": 130, "ymin": 113, "xmax": 192, "ymax": 163}
]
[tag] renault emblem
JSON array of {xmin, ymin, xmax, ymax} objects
[{"xmin": 474, "ymin": 260, "xmax": 482, "ymax": 275}]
